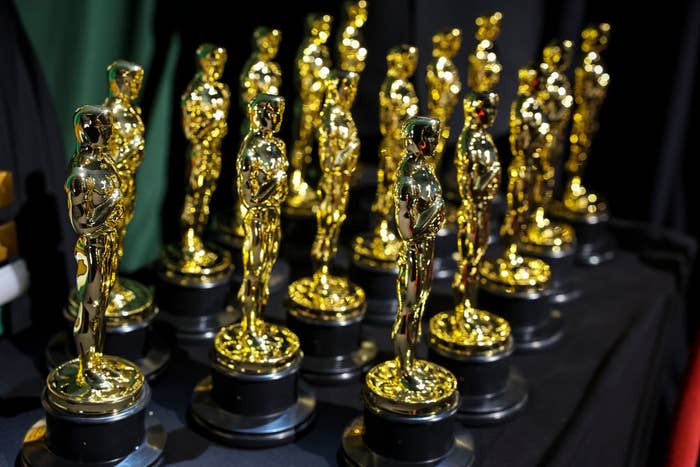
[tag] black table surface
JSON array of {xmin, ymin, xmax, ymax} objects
[{"xmin": 0, "ymin": 240, "xmax": 691, "ymax": 466}]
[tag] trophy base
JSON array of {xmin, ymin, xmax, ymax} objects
[
  {"xmin": 155, "ymin": 268, "xmax": 235, "ymax": 343},
  {"xmin": 429, "ymin": 337, "xmax": 528, "ymax": 426},
  {"xmin": 549, "ymin": 202, "xmax": 615, "ymax": 266},
  {"xmin": 341, "ymin": 406, "xmax": 475, "ymax": 466},
  {"xmin": 20, "ymin": 385, "xmax": 165, "ymax": 466},
  {"xmin": 190, "ymin": 369, "xmax": 316, "ymax": 448},
  {"xmin": 281, "ymin": 211, "xmax": 316, "ymax": 275},
  {"xmin": 348, "ymin": 260, "xmax": 399, "ymax": 325},
  {"xmin": 477, "ymin": 283, "xmax": 564, "ymax": 352},
  {"xmin": 518, "ymin": 241, "xmax": 581, "ymax": 305},
  {"xmin": 45, "ymin": 327, "xmax": 170, "ymax": 382},
  {"xmin": 287, "ymin": 313, "xmax": 377, "ymax": 384}
]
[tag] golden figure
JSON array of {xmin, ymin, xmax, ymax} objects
[
  {"xmin": 336, "ymin": 0, "xmax": 368, "ymax": 74},
  {"xmin": 227, "ymin": 28, "xmax": 283, "ymax": 241},
  {"xmin": 521, "ymin": 40, "xmax": 576, "ymax": 251},
  {"xmin": 288, "ymin": 71, "xmax": 365, "ymax": 320},
  {"xmin": 48, "ymin": 105, "xmax": 143, "ymax": 414},
  {"xmin": 365, "ymin": 116, "xmax": 456, "ymax": 413},
  {"xmin": 467, "ymin": 12, "xmax": 503, "ymax": 92},
  {"xmin": 425, "ymin": 27, "xmax": 462, "ymax": 167},
  {"xmin": 214, "ymin": 94, "xmax": 301, "ymax": 372},
  {"xmin": 559, "ymin": 24, "xmax": 611, "ymax": 216},
  {"xmin": 479, "ymin": 68, "xmax": 552, "ymax": 292},
  {"xmin": 287, "ymin": 14, "xmax": 333, "ymax": 216},
  {"xmin": 429, "ymin": 92, "xmax": 510, "ymax": 355},
  {"xmin": 352, "ymin": 45, "xmax": 419, "ymax": 269},
  {"xmin": 162, "ymin": 44, "xmax": 232, "ymax": 279}
]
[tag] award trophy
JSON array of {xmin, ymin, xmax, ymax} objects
[
  {"xmin": 156, "ymin": 45, "xmax": 234, "ymax": 341},
  {"xmin": 429, "ymin": 92, "xmax": 528, "ymax": 425},
  {"xmin": 190, "ymin": 95, "xmax": 315, "ymax": 447},
  {"xmin": 466, "ymin": 11, "xmax": 506, "ymax": 245},
  {"xmin": 349, "ymin": 45, "xmax": 419, "ymax": 324},
  {"xmin": 210, "ymin": 28, "xmax": 290, "ymax": 316},
  {"xmin": 518, "ymin": 41, "xmax": 580, "ymax": 304},
  {"xmin": 336, "ymin": 0, "xmax": 368, "ymax": 74},
  {"xmin": 342, "ymin": 117, "xmax": 474, "ymax": 466},
  {"xmin": 476, "ymin": 68, "xmax": 563, "ymax": 351},
  {"xmin": 47, "ymin": 61, "xmax": 170, "ymax": 380},
  {"xmin": 286, "ymin": 13, "xmax": 333, "ymax": 218},
  {"xmin": 287, "ymin": 71, "xmax": 377, "ymax": 384},
  {"xmin": 425, "ymin": 27, "xmax": 462, "ymax": 288},
  {"xmin": 21, "ymin": 106, "xmax": 165, "ymax": 466},
  {"xmin": 550, "ymin": 24, "xmax": 614, "ymax": 265}
]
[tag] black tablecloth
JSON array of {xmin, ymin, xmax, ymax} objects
[{"xmin": 0, "ymin": 224, "xmax": 693, "ymax": 467}]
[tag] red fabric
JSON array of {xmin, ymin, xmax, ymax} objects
[{"xmin": 667, "ymin": 332, "xmax": 700, "ymax": 467}]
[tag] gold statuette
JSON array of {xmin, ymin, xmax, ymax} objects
[
  {"xmin": 287, "ymin": 14, "xmax": 333, "ymax": 216},
  {"xmin": 467, "ymin": 11, "xmax": 502, "ymax": 92},
  {"xmin": 225, "ymin": 28, "xmax": 283, "ymax": 242},
  {"xmin": 430, "ymin": 92, "xmax": 510, "ymax": 355},
  {"xmin": 336, "ymin": 0, "xmax": 368, "ymax": 74},
  {"xmin": 479, "ymin": 68, "xmax": 552, "ymax": 293},
  {"xmin": 365, "ymin": 117, "xmax": 457, "ymax": 414},
  {"xmin": 50, "ymin": 105, "xmax": 144, "ymax": 414},
  {"xmin": 559, "ymin": 23, "xmax": 611, "ymax": 217},
  {"xmin": 426, "ymin": 27, "xmax": 462, "ymax": 168},
  {"xmin": 288, "ymin": 71, "xmax": 365, "ymax": 320},
  {"xmin": 520, "ymin": 41, "xmax": 577, "ymax": 253},
  {"xmin": 213, "ymin": 94, "xmax": 300, "ymax": 374},
  {"xmin": 352, "ymin": 45, "xmax": 419, "ymax": 269},
  {"xmin": 162, "ymin": 44, "xmax": 232, "ymax": 281}
]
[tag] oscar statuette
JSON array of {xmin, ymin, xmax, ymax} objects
[
  {"xmin": 286, "ymin": 71, "xmax": 377, "ymax": 384},
  {"xmin": 47, "ymin": 60, "xmax": 170, "ymax": 380},
  {"xmin": 476, "ymin": 68, "xmax": 563, "ymax": 351},
  {"xmin": 349, "ymin": 45, "xmax": 418, "ymax": 324},
  {"xmin": 429, "ymin": 92, "xmax": 528, "ymax": 425},
  {"xmin": 518, "ymin": 40, "xmax": 581, "ymax": 305},
  {"xmin": 549, "ymin": 23, "xmax": 615, "ymax": 265},
  {"xmin": 20, "ymin": 106, "xmax": 165, "ymax": 466},
  {"xmin": 342, "ymin": 117, "xmax": 474, "ymax": 466},
  {"xmin": 190, "ymin": 95, "xmax": 316, "ymax": 447},
  {"xmin": 156, "ymin": 45, "xmax": 235, "ymax": 342}
]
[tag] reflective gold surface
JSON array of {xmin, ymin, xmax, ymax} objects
[
  {"xmin": 467, "ymin": 12, "xmax": 503, "ymax": 92},
  {"xmin": 522, "ymin": 40, "xmax": 576, "ymax": 250},
  {"xmin": 429, "ymin": 91, "xmax": 510, "ymax": 356},
  {"xmin": 560, "ymin": 24, "xmax": 611, "ymax": 217},
  {"xmin": 66, "ymin": 277, "xmax": 154, "ymax": 326},
  {"xmin": 352, "ymin": 45, "xmax": 418, "ymax": 268},
  {"xmin": 426, "ymin": 28, "xmax": 462, "ymax": 167},
  {"xmin": 57, "ymin": 105, "xmax": 143, "ymax": 414},
  {"xmin": 162, "ymin": 45, "xmax": 232, "ymax": 280},
  {"xmin": 287, "ymin": 14, "xmax": 333, "ymax": 215},
  {"xmin": 365, "ymin": 116, "xmax": 456, "ymax": 412},
  {"xmin": 288, "ymin": 71, "xmax": 366, "ymax": 321},
  {"xmin": 336, "ymin": 0, "xmax": 368, "ymax": 74},
  {"xmin": 214, "ymin": 94, "xmax": 301, "ymax": 374},
  {"xmin": 228, "ymin": 28, "xmax": 284, "ymax": 241},
  {"xmin": 103, "ymin": 60, "xmax": 153, "ymax": 319},
  {"xmin": 479, "ymin": 69, "xmax": 551, "ymax": 292}
]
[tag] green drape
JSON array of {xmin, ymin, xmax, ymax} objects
[{"xmin": 15, "ymin": 0, "xmax": 179, "ymax": 272}]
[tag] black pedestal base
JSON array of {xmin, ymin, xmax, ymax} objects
[
  {"xmin": 190, "ymin": 359, "xmax": 316, "ymax": 448},
  {"xmin": 429, "ymin": 339, "xmax": 528, "ymax": 426},
  {"xmin": 281, "ymin": 212, "xmax": 316, "ymax": 275},
  {"xmin": 287, "ymin": 313, "xmax": 377, "ymax": 384},
  {"xmin": 549, "ymin": 207, "xmax": 615, "ymax": 266},
  {"xmin": 433, "ymin": 223, "xmax": 457, "ymax": 283},
  {"xmin": 518, "ymin": 243, "xmax": 581, "ymax": 305},
  {"xmin": 477, "ymin": 285, "xmax": 564, "ymax": 352},
  {"xmin": 155, "ymin": 270, "xmax": 234, "ymax": 343},
  {"xmin": 341, "ymin": 415, "xmax": 474, "ymax": 466},
  {"xmin": 348, "ymin": 261, "xmax": 398, "ymax": 325},
  {"xmin": 45, "ymin": 328, "xmax": 170, "ymax": 381},
  {"xmin": 20, "ymin": 385, "xmax": 165, "ymax": 466}
]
